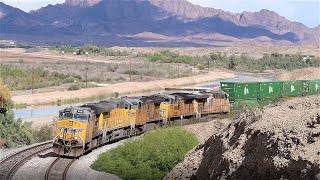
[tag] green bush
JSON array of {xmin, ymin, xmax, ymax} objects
[
  {"xmin": 0, "ymin": 111, "xmax": 35, "ymax": 148},
  {"xmin": 0, "ymin": 65, "xmax": 81, "ymax": 91},
  {"xmin": 196, "ymin": 64, "xmax": 206, "ymax": 70},
  {"xmin": 91, "ymin": 126, "xmax": 199, "ymax": 180},
  {"xmin": 145, "ymin": 51, "xmax": 320, "ymax": 73},
  {"xmin": 49, "ymin": 45, "xmax": 128, "ymax": 56},
  {"xmin": 33, "ymin": 125, "xmax": 55, "ymax": 142},
  {"xmin": 147, "ymin": 50, "xmax": 194, "ymax": 64},
  {"xmin": 0, "ymin": 84, "xmax": 54, "ymax": 148},
  {"xmin": 67, "ymin": 85, "xmax": 81, "ymax": 91},
  {"xmin": 63, "ymin": 77, "xmax": 77, "ymax": 83},
  {"xmin": 57, "ymin": 99, "xmax": 62, "ymax": 106}
]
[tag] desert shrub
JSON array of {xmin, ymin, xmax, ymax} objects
[
  {"xmin": 57, "ymin": 99, "xmax": 62, "ymax": 106},
  {"xmin": 0, "ymin": 65, "xmax": 82, "ymax": 90},
  {"xmin": 33, "ymin": 125, "xmax": 55, "ymax": 142},
  {"xmin": 63, "ymin": 77, "xmax": 77, "ymax": 83},
  {"xmin": 50, "ymin": 45, "xmax": 128, "ymax": 56},
  {"xmin": 15, "ymin": 103, "xmax": 28, "ymax": 109},
  {"xmin": 145, "ymin": 51, "xmax": 320, "ymax": 72},
  {"xmin": 124, "ymin": 70, "xmax": 140, "ymax": 75},
  {"xmin": 25, "ymin": 47, "xmax": 41, "ymax": 53},
  {"xmin": 208, "ymin": 53, "xmax": 320, "ymax": 72},
  {"xmin": 67, "ymin": 85, "xmax": 81, "ymax": 91},
  {"xmin": 107, "ymin": 64, "xmax": 119, "ymax": 72},
  {"xmin": 91, "ymin": 126, "xmax": 199, "ymax": 180},
  {"xmin": 196, "ymin": 64, "xmax": 206, "ymax": 70},
  {"xmin": 147, "ymin": 50, "xmax": 194, "ymax": 64}
]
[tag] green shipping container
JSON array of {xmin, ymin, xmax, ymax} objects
[
  {"xmin": 308, "ymin": 80, "xmax": 320, "ymax": 95},
  {"xmin": 281, "ymin": 81, "xmax": 303, "ymax": 97},
  {"xmin": 259, "ymin": 82, "xmax": 281, "ymax": 98},
  {"xmin": 235, "ymin": 83, "xmax": 260, "ymax": 99},
  {"xmin": 220, "ymin": 82, "xmax": 236, "ymax": 100}
]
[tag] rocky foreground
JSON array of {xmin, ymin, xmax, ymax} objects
[{"xmin": 166, "ymin": 96, "xmax": 320, "ymax": 180}]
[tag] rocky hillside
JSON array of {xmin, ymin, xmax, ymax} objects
[
  {"xmin": 65, "ymin": 0, "xmax": 101, "ymax": 7},
  {"xmin": 0, "ymin": 0, "xmax": 319, "ymax": 46},
  {"xmin": 192, "ymin": 96, "xmax": 320, "ymax": 179}
]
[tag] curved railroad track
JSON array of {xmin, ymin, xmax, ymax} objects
[
  {"xmin": 45, "ymin": 157, "xmax": 77, "ymax": 180},
  {"xmin": 0, "ymin": 141, "xmax": 53, "ymax": 180}
]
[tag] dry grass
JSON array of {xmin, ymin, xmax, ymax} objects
[
  {"xmin": 12, "ymin": 70, "xmax": 235, "ymax": 106},
  {"xmin": 274, "ymin": 67, "xmax": 320, "ymax": 81}
]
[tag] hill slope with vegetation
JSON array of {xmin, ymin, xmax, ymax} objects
[
  {"xmin": 91, "ymin": 127, "xmax": 199, "ymax": 180},
  {"xmin": 0, "ymin": 82, "xmax": 53, "ymax": 148}
]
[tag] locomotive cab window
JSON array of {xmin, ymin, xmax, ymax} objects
[
  {"xmin": 59, "ymin": 111, "xmax": 73, "ymax": 120},
  {"xmin": 131, "ymin": 102, "xmax": 140, "ymax": 109},
  {"xmin": 74, "ymin": 113, "xmax": 89, "ymax": 123}
]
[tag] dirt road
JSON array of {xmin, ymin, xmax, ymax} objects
[{"xmin": 12, "ymin": 70, "xmax": 235, "ymax": 106}]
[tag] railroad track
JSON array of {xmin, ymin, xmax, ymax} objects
[
  {"xmin": 45, "ymin": 157, "xmax": 77, "ymax": 180},
  {"xmin": 0, "ymin": 141, "xmax": 53, "ymax": 180}
]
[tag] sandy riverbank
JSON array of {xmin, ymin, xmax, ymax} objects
[{"xmin": 12, "ymin": 69, "xmax": 235, "ymax": 106}]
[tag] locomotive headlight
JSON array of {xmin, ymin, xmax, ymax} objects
[
  {"xmin": 74, "ymin": 137, "xmax": 78, "ymax": 140},
  {"xmin": 60, "ymin": 135, "xmax": 63, "ymax": 138}
]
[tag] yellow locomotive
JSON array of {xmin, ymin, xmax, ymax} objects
[{"xmin": 53, "ymin": 91, "xmax": 230, "ymax": 157}]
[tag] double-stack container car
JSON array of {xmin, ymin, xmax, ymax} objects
[{"xmin": 220, "ymin": 79, "xmax": 320, "ymax": 108}]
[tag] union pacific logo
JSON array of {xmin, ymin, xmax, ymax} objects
[{"xmin": 58, "ymin": 127, "xmax": 84, "ymax": 133}]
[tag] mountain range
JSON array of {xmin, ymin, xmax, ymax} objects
[{"xmin": 0, "ymin": 0, "xmax": 319, "ymax": 47}]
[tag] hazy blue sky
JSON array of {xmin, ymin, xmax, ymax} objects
[{"xmin": 2, "ymin": 0, "xmax": 319, "ymax": 28}]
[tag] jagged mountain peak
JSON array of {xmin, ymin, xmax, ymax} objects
[
  {"xmin": 149, "ymin": 0, "xmax": 224, "ymax": 19},
  {"xmin": 65, "ymin": 0, "xmax": 102, "ymax": 7}
]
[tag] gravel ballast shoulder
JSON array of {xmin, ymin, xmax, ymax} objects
[{"xmin": 12, "ymin": 140, "xmax": 128, "ymax": 180}]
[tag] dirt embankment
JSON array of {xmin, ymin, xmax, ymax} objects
[
  {"xmin": 12, "ymin": 70, "xmax": 235, "ymax": 106},
  {"xmin": 164, "ymin": 118, "xmax": 232, "ymax": 180},
  {"xmin": 193, "ymin": 96, "xmax": 320, "ymax": 179},
  {"xmin": 275, "ymin": 67, "xmax": 320, "ymax": 81}
]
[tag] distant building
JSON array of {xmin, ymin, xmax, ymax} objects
[
  {"xmin": 302, "ymin": 55, "xmax": 315, "ymax": 61},
  {"xmin": 0, "ymin": 40, "xmax": 16, "ymax": 47}
]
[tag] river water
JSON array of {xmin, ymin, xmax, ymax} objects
[{"xmin": 14, "ymin": 73, "xmax": 272, "ymax": 119}]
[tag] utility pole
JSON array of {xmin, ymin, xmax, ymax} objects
[
  {"xmin": 129, "ymin": 58, "xmax": 132, "ymax": 82},
  {"xmin": 85, "ymin": 52, "xmax": 88, "ymax": 88},
  {"xmin": 177, "ymin": 62, "xmax": 180, "ymax": 78},
  {"xmin": 31, "ymin": 65, "xmax": 34, "ymax": 95},
  {"xmin": 73, "ymin": 52, "xmax": 76, "ymax": 62},
  {"xmin": 207, "ymin": 58, "xmax": 210, "ymax": 72}
]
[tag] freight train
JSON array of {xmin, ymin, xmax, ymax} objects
[
  {"xmin": 53, "ymin": 91, "xmax": 230, "ymax": 157},
  {"xmin": 53, "ymin": 79, "xmax": 320, "ymax": 157}
]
